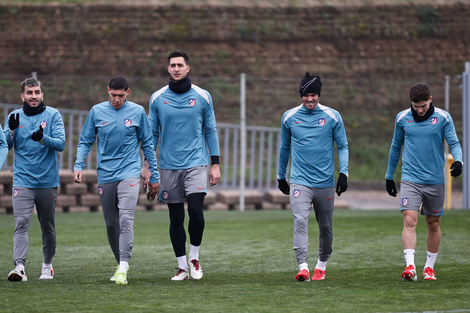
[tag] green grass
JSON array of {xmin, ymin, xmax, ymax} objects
[{"xmin": 1, "ymin": 209, "xmax": 469, "ymax": 312}]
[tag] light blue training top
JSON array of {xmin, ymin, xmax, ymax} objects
[
  {"xmin": 74, "ymin": 100, "xmax": 159, "ymax": 184},
  {"xmin": 386, "ymin": 107, "xmax": 462, "ymax": 185},
  {"xmin": 277, "ymin": 103, "xmax": 349, "ymax": 188},
  {"xmin": 148, "ymin": 84, "xmax": 220, "ymax": 170},
  {"xmin": 0, "ymin": 123, "xmax": 8, "ymax": 169},
  {"xmin": 4, "ymin": 107, "xmax": 65, "ymax": 188}
]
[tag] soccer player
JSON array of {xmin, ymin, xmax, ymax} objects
[
  {"xmin": 4, "ymin": 77, "xmax": 65, "ymax": 281},
  {"xmin": 277, "ymin": 73, "xmax": 349, "ymax": 281},
  {"xmin": 385, "ymin": 82, "xmax": 462, "ymax": 281},
  {"xmin": 142, "ymin": 50, "xmax": 220, "ymax": 281},
  {"xmin": 74, "ymin": 75, "xmax": 160, "ymax": 285}
]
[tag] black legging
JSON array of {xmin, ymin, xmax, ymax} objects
[{"xmin": 168, "ymin": 193, "xmax": 205, "ymax": 257}]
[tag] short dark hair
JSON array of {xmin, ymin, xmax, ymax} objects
[
  {"xmin": 21, "ymin": 77, "xmax": 42, "ymax": 93},
  {"xmin": 168, "ymin": 50, "xmax": 189, "ymax": 65},
  {"xmin": 109, "ymin": 75, "xmax": 129, "ymax": 91},
  {"xmin": 409, "ymin": 83, "xmax": 431, "ymax": 103}
]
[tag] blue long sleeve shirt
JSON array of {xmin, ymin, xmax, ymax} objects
[
  {"xmin": 0, "ymin": 123, "xmax": 8, "ymax": 169},
  {"xmin": 148, "ymin": 84, "xmax": 220, "ymax": 170},
  {"xmin": 74, "ymin": 100, "xmax": 159, "ymax": 184},
  {"xmin": 4, "ymin": 107, "xmax": 65, "ymax": 188},
  {"xmin": 386, "ymin": 107, "xmax": 462, "ymax": 185},
  {"xmin": 277, "ymin": 103, "xmax": 349, "ymax": 188}
]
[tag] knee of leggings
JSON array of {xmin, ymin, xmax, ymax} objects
[{"xmin": 169, "ymin": 205, "xmax": 185, "ymax": 225}]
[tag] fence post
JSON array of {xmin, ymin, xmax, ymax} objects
[
  {"xmin": 239, "ymin": 73, "xmax": 246, "ymax": 212},
  {"xmin": 444, "ymin": 75, "xmax": 450, "ymax": 209},
  {"xmin": 463, "ymin": 62, "xmax": 470, "ymax": 209}
]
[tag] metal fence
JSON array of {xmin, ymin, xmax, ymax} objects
[
  {"xmin": 0, "ymin": 74, "xmax": 464, "ymax": 184},
  {"xmin": 0, "ymin": 103, "xmax": 282, "ymax": 190}
]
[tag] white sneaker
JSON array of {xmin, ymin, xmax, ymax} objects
[
  {"xmin": 171, "ymin": 268, "xmax": 189, "ymax": 281},
  {"xmin": 189, "ymin": 259, "xmax": 203, "ymax": 280},
  {"xmin": 8, "ymin": 266, "xmax": 28, "ymax": 282},
  {"xmin": 39, "ymin": 264, "xmax": 54, "ymax": 279}
]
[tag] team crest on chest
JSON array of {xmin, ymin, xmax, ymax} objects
[
  {"xmin": 189, "ymin": 99, "xmax": 196, "ymax": 107},
  {"xmin": 430, "ymin": 117, "xmax": 437, "ymax": 125},
  {"xmin": 318, "ymin": 118, "xmax": 325, "ymax": 126},
  {"xmin": 40, "ymin": 121, "xmax": 47, "ymax": 128},
  {"xmin": 124, "ymin": 119, "xmax": 131, "ymax": 127}
]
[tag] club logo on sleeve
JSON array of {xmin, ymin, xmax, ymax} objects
[
  {"xmin": 293, "ymin": 189, "xmax": 301, "ymax": 198},
  {"xmin": 318, "ymin": 118, "xmax": 325, "ymax": 126},
  {"xmin": 189, "ymin": 99, "xmax": 196, "ymax": 107},
  {"xmin": 124, "ymin": 119, "xmax": 131, "ymax": 127},
  {"xmin": 430, "ymin": 117, "xmax": 437, "ymax": 124},
  {"xmin": 98, "ymin": 186, "xmax": 103, "ymax": 195},
  {"xmin": 402, "ymin": 198, "xmax": 409, "ymax": 206},
  {"xmin": 40, "ymin": 121, "xmax": 47, "ymax": 128},
  {"xmin": 13, "ymin": 189, "xmax": 19, "ymax": 197}
]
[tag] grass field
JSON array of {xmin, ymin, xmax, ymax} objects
[{"xmin": 0, "ymin": 209, "xmax": 469, "ymax": 312}]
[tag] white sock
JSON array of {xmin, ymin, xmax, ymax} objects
[
  {"xmin": 118, "ymin": 261, "xmax": 128, "ymax": 273},
  {"xmin": 298, "ymin": 262, "xmax": 309, "ymax": 271},
  {"xmin": 177, "ymin": 256, "xmax": 188, "ymax": 271},
  {"xmin": 188, "ymin": 244, "xmax": 200, "ymax": 261},
  {"xmin": 16, "ymin": 263, "xmax": 25, "ymax": 270},
  {"xmin": 404, "ymin": 249, "xmax": 415, "ymax": 268},
  {"xmin": 315, "ymin": 259, "xmax": 327, "ymax": 271},
  {"xmin": 424, "ymin": 251, "xmax": 438, "ymax": 269}
]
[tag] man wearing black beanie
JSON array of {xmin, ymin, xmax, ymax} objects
[{"xmin": 277, "ymin": 72, "xmax": 349, "ymax": 282}]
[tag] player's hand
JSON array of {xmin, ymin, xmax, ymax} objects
[
  {"xmin": 277, "ymin": 178, "xmax": 290, "ymax": 195},
  {"xmin": 209, "ymin": 164, "xmax": 220, "ymax": 186},
  {"xmin": 140, "ymin": 166, "xmax": 151, "ymax": 185},
  {"xmin": 73, "ymin": 170, "xmax": 83, "ymax": 183},
  {"xmin": 450, "ymin": 161, "xmax": 462, "ymax": 177},
  {"xmin": 336, "ymin": 173, "xmax": 348, "ymax": 196},
  {"xmin": 386, "ymin": 179, "xmax": 397, "ymax": 197},
  {"xmin": 31, "ymin": 125, "xmax": 43, "ymax": 141},
  {"xmin": 147, "ymin": 182, "xmax": 160, "ymax": 202},
  {"xmin": 9, "ymin": 113, "xmax": 19, "ymax": 130}
]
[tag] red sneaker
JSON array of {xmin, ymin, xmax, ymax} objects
[
  {"xmin": 423, "ymin": 267, "xmax": 436, "ymax": 280},
  {"xmin": 295, "ymin": 269, "xmax": 310, "ymax": 282},
  {"xmin": 402, "ymin": 264, "xmax": 417, "ymax": 281},
  {"xmin": 312, "ymin": 269, "xmax": 326, "ymax": 281}
]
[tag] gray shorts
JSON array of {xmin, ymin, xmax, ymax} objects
[
  {"xmin": 159, "ymin": 165, "xmax": 208, "ymax": 203},
  {"xmin": 400, "ymin": 180, "xmax": 444, "ymax": 216}
]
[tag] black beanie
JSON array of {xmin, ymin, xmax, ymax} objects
[{"xmin": 299, "ymin": 72, "xmax": 322, "ymax": 97}]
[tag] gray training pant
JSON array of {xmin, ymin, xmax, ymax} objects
[
  {"xmin": 290, "ymin": 184, "xmax": 335, "ymax": 265},
  {"xmin": 12, "ymin": 186, "xmax": 57, "ymax": 266},
  {"xmin": 98, "ymin": 177, "xmax": 140, "ymax": 264}
]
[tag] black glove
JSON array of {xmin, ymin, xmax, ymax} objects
[
  {"xmin": 386, "ymin": 179, "xmax": 397, "ymax": 197},
  {"xmin": 335, "ymin": 173, "xmax": 348, "ymax": 196},
  {"xmin": 450, "ymin": 161, "xmax": 462, "ymax": 177},
  {"xmin": 277, "ymin": 178, "xmax": 290, "ymax": 195},
  {"xmin": 31, "ymin": 125, "xmax": 43, "ymax": 141},
  {"xmin": 9, "ymin": 113, "xmax": 19, "ymax": 130}
]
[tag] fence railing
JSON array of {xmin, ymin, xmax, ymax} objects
[{"xmin": 0, "ymin": 103, "xmax": 282, "ymax": 191}]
